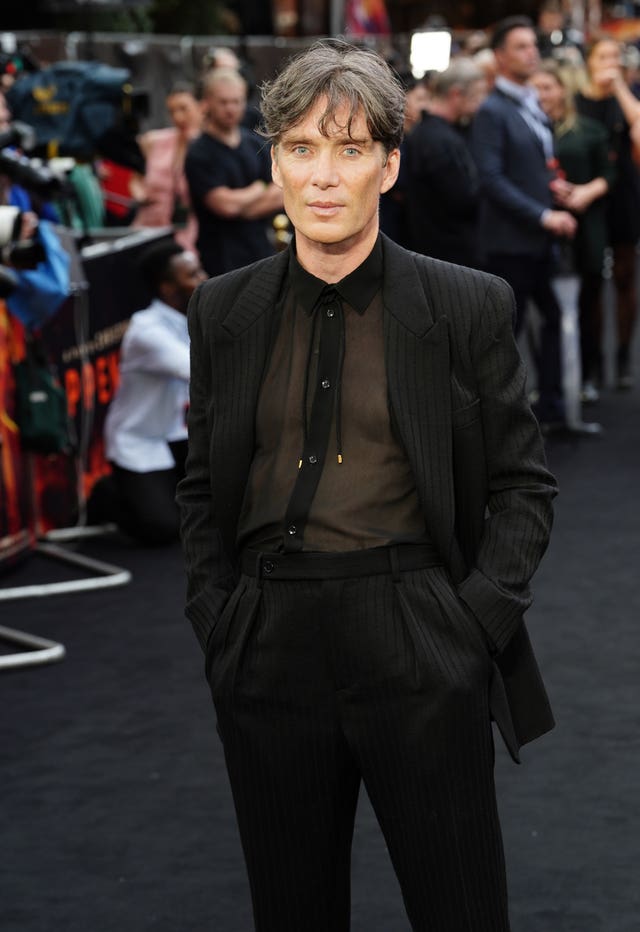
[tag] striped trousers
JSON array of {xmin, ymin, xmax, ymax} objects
[{"xmin": 207, "ymin": 560, "xmax": 510, "ymax": 932}]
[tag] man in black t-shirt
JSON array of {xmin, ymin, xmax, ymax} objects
[{"xmin": 185, "ymin": 68, "xmax": 283, "ymax": 276}]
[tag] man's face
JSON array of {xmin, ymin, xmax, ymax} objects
[
  {"xmin": 271, "ymin": 97, "xmax": 399, "ymax": 255},
  {"xmin": 496, "ymin": 27, "xmax": 540, "ymax": 83},
  {"xmin": 404, "ymin": 84, "xmax": 430, "ymax": 132},
  {"xmin": 204, "ymin": 79, "xmax": 246, "ymax": 133},
  {"xmin": 163, "ymin": 251, "xmax": 207, "ymax": 312},
  {"xmin": 459, "ymin": 78, "xmax": 488, "ymax": 119}
]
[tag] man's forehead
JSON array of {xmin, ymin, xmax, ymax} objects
[
  {"xmin": 281, "ymin": 98, "xmax": 372, "ymax": 140},
  {"xmin": 504, "ymin": 27, "xmax": 536, "ymax": 46}
]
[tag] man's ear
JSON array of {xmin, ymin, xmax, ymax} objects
[
  {"xmin": 380, "ymin": 148, "xmax": 401, "ymax": 195},
  {"xmin": 271, "ymin": 144, "xmax": 283, "ymax": 189}
]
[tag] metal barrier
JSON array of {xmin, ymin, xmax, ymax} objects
[{"xmin": 0, "ymin": 525, "xmax": 132, "ymax": 670}]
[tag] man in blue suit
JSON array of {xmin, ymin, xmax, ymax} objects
[{"xmin": 471, "ymin": 16, "xmax": 576, "ymax": 428}]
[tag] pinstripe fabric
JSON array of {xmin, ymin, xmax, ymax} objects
[
  {"xmin": 210, "ymin": 568, "xmax": 510, "ymax": 931},
  {"xmin": 178, "ymin": 234, "xmax": 557, "ymax": 757},
  {"xmin": 177, "ymin": 234, "xmax": 558, "ymax": 929}
]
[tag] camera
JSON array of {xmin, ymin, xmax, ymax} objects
[{"xmin": 0, "ymin": 122, "xmax": 69, "ymax": 199}]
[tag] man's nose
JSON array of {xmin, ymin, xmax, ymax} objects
[{"xmin": 311, "ymin": 151, "xmax": 339, "ymax": 188}]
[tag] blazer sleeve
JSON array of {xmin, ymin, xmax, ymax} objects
[
  {"xmin": 456, "ymin": 276, "xmax": 558, "ymax": 653},
  {"xmin": 176, "ymin": 284, "xmax": 236, "ymax": 653}
]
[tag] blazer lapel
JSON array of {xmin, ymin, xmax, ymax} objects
[
  {"xmin": 217, "ymin": 250, "xmax": 289, "ymax": 339},
  {"xmin": 381, "ymin": 236, "xmax": 456, "ymax": 565},
  {"xmin": 208, "ymin": 251, "xmax": 289, "ymax": 559}
]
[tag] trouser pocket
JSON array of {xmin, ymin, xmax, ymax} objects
[
  {"xmin": 209, "ymin": 578, "xmax": 263, "ymax": 699},
  {"xmin": 205, "ymin": 579, "xmax": 247, "ymax": 683},
  {"xmin": 393, "ymin": 566, "xmax": 491, "ymax": 691}
]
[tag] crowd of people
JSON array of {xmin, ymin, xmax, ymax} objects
[
  {"xmin": 390, "ymin": 16, "xmax": 640, "ymax": 423},
  {"xmin": 2, "ymin": 6, "xmax": 640, "ymax": 545}
]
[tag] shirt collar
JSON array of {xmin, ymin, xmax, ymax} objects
[
  {"xmin": 289, "ymin": 236, "xmax": 383, "ymax": 316},
  {"xmin": 495, "ymin": 75, "xmax": 537, "ymax": 106}
]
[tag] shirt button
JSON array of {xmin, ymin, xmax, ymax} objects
[
  {"xmin": 288, "ymin": 525, "xmax": 297, "ymax": 536},
  {"xmin": 326, "ymin": 307, "xmax": 335, "ymax": 318},
  {"xmin": 308, "ymin": 454, "xmax": 317, "ymax": 464},
  {"xmin": 321, "ymin": 379, "xmax": 330, "ymax": 389}
]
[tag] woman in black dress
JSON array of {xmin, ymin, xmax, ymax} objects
[
  {"xmin": 576, "ymin": 37, "xmax": 640, "ymax": 390},
  {"xmin": 531, "ymin": 61, "xmax": 615, "ymax": 403}
]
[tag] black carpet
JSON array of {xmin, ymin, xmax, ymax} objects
[{"xmin": 2, "ymin": 381, "xmax": 639, "ymax": 932}]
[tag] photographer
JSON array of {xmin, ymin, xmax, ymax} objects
[{"xmin": 87, "ymin": 241, "xmax": 206, "ymax": 545}]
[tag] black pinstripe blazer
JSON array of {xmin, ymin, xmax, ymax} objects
[{"xmin": 177, "ymin": 233, "xmax": 558, "ymax": 761}]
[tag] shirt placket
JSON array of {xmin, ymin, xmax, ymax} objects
[{"xmin": 282, "ymin": 289, "xmax": 342, "ymax": 552}]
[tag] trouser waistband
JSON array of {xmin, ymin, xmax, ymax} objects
[{"xmin": 240, "ymin": 542, "xmax": 442, "ymax": 582}]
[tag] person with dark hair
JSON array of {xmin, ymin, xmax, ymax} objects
[
  {"xmin": 471, "ymin": 15, "xmax": 578, "ymax": 430},
  {"xmin": 178, "ymin": 39, "xmax": 557, "ymax": 931},
  {"xmin": 379, "ymin": 72, "xmax": 430, "ymax": 244},
  {"xmin": 134, "ymin": 82, "xmax": 202, "ymax": 253},
  {"xmin": 88, "ymin": 240, "xmax": 206, "ymax": 544},
  {"xmin": 536, "ymin": 0, "xmax": 584, "ymax": 63},
  {"xmin": 576, "ymin": 35, "xmax": 640, "ymax": 390}
]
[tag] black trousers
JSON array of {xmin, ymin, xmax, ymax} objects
[
  {"xmin": 485, "ymin": 252, "xmax": 564, "ymax": 423},
  {"xmin": 88, "ymin": 440, "xmax": 187, "ymax": 545},
  {"xmin": 207, "ymin": 552, "xmax": 510, "ymax": 932}
]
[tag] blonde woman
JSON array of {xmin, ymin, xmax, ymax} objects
[{"xmin": 531, "ymin": 61, "xmax": 614, "ymax": 402}]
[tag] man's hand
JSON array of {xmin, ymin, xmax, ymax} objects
[{"xmin": 541, "ymin": 209, "xmax": 577, "ymax": 238}]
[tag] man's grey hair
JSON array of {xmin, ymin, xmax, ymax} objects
[
  {"xmin": 260, "ymin": 40, "xmax": 405, "ymax": 153},
  {"xmin": 430, "ymin": 59, "xmax": 485, "ymax": 98}
]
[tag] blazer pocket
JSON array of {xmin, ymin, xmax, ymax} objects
[{"xmin": 452, "ymin": 397, "xmax": 480, "ymax": 429}]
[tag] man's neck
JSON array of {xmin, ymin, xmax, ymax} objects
[
  {"xmin": 428, "ymin": 99, "xmax": 454, "ymax": 123},
  {"xmin": 156, "ymin": 295, "xmax": 187, "ymax": 315},
  {"xmin": 205, "ymin": 122, "xmax": 241, "ymax": 147},
  {"xmin": 295, "ymin": 227, "xmax": 380, "ymax": 284},
  {"xmin": 497, "ymin": 71, "xmax": 528, "ymax": 89}
]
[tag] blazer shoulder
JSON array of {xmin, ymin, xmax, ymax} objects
[
  {"xmin": 412, "ymin": 251, "xmax": 499, "ymax": 293},
  {"xmin": 191, "ymin": 252, "xmax": 287, "ymax": 327},
  {"xmin": 411, "ymin": 252, "xmax": 514, "ymax": 326}
]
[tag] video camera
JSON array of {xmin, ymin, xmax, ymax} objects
[{"xmin": 0, "ymin": 123, "xmax": 70, "ymax": 199}]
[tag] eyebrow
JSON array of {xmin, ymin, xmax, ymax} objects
[{"xmin": 281, "ymin": 133, "xmax": 373, "ymax": 146}]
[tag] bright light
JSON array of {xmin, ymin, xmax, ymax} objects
[{"xmin": 410, "ymin": 31, "xmax": 452, "ymax": 77}]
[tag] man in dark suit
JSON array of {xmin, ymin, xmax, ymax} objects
[
  {"xmin": 405, "ymin": 57, "xmax": 486, "ymax": 267},
  {"xmin": 471, "ymin": 15, "xmax": 577, "ymax": 428},
  {"xmin": 178, "ymin": 40, "xmax": 557, "ymax": 932}
]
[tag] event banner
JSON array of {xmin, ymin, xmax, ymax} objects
[{"xmin": 0, "ymin": 301, "xmax": 32, "ymax": 564}]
